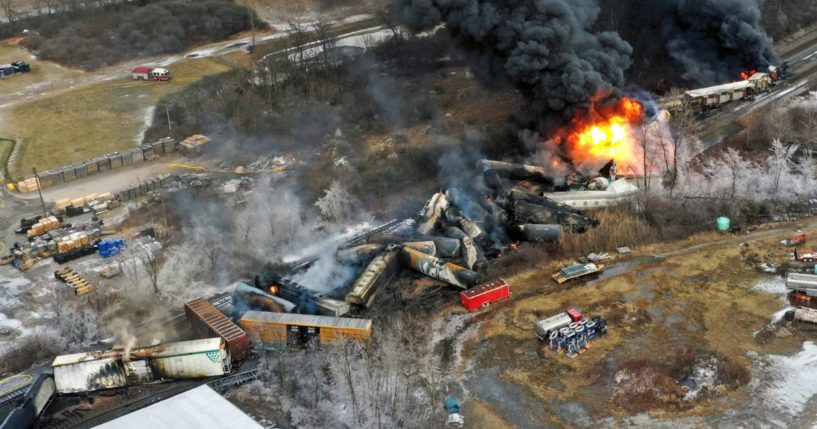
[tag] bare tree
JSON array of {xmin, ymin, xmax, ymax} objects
[
  {"xmin": 666, "ymin": 101, "xmax": 698, "ymax": 197},
  {"xmin": 0, "ymin": 0, "xmax": 16, "ymax": 22},
  {"xmin": 313, "ymin": 18, "xmax": 337, "ymax": 67},
  {"xmin": 768, "ymin": 138, "xmax": 797, "ymax": 197},
  {"xmin": 377, "ymin": 4, "xmax": 404, "ymax": 40},
  {"xmin": 132, "ymin": 245, "xmax": 161, "ymax": 294},
  {"xmin": 315, "ymin": 181, "xmax": 357, "ymax": 222},
  {"xmin": 288, "ymin": 21, "xmax": 310, "ymax": 67}
]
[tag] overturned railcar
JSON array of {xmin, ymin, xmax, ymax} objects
[
  {"xmin": 52, "ymin": 338, "xmax": 230, "ymax": 394},
  {"xmin": 344, "ymin": 247, "xmax": 401, "ymax": 307}
]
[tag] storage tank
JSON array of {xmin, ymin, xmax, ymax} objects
[{"xmin": 716, "ymin": 216, "xmax": 731, "ymax": 232}]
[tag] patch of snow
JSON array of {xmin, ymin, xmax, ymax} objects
[
  {"xmin": 752, "ymin": 278, "xmax": 787, "ymax": 295},
  {"xmin": 339, "ymin": 14, "xmax": 373, "ymax": 24},
  {"xmin": 771, "ymin": 306, "xmax": 793, "ymax": 324},
  {"xmin": 683, "ymin": 357, "xmax": 718, "ymax": 400}
]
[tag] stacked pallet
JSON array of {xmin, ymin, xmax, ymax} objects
[
  {"xmin": 15, "ymin": 178, "xmax": 39, "ymax": 193},
  {"xmin": 54, "ymin": 267, "xmax": 93, "ymax": 295},
  {"xmin": 56, "ymin": 232, "xmax": 91, "ymax": 253},
  {"xmin": 26, "ymin": 216, "xmax": 60, "ymax": 238}
]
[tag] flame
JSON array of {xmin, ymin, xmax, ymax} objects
[
  {"xmin": 562, "ymin": 96, "xmax": 644, "ymax": 169},
  {"xmin": 740, "ymin": 69, "xmax": 757, "ymax": 80},
  {"xmin": 269, "ymin": 285, "xmax": 279, "ymax": 295}
]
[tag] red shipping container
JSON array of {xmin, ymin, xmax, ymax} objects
[
  {"xmin": 184, "ymin": 298, "xmax": 250, "ymax": 361},
  {"xmin": 460, "ymin": 279, "xmax": 510, "ymax": 311},
  {"xmin": 566, "ymin": 307, "xmax": 582, "ymax": 322}
]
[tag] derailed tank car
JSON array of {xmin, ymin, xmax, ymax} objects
[{"xmin": 52, "ymin": 338, "xmax": 230, "ymax": 394}]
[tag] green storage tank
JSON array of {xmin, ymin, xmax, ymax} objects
[{"xmin": 716, "ymin": 217, "xmax": 731, "ymax": 232}]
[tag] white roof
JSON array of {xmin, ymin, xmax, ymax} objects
[
  {"xmin": 93, "ymin": 385, "xmax": 262, "ymax": 429},
  {"xmin": 152, "ymin": 67, "xmax": 169, "ymax": 73},
  {"xmin": 685, "ymin": 80, "xmax": 751, "ymax": 98}
]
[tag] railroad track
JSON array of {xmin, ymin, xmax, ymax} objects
[{"xmin": 207, "ymin": 369, "xmax": 259, "ymax": 393}]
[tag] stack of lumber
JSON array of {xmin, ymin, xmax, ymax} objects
[{"xmin": 54, "ymin": 266, "xmax": 93, "ymax": 295}]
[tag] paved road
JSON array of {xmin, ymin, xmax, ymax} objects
[{"xmin": 24, "ymin": 158, "xmax": 177, "ymax": 203}]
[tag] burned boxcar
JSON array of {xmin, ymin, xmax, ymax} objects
[
  {"xmin": 184, "ymin": 298, "xmax": 250, "ymax": 361},
  {"xmin": 240, "ymin": 311, "xmax": 371, "ymax": 349},
  {"xmin": 51, "ymin": 338, "xmax": 230, "ymax": 394}
]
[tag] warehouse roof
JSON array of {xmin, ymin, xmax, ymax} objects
[
  {"xmin": 93, "ymin": 385, "xmax": 262, "ymax": 429},
  {"xmin": 241, "ymin": 310, "xmax": 372, "ymax": 331}
]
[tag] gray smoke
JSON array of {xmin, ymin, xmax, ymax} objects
[
  {"xmin": 396, "ymin": 0, "xmax": 633, "ymax": 117},
  {"xmin": 663, "ymin": 0, "xmax": 778, "ymax": 85}
]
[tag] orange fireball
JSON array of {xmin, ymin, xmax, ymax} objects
[{"xmin": 563, "ymin": 97, "xmax": 644, "ymax": 169}]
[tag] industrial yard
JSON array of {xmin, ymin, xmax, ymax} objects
[{"xmin": 3, "ymin": 0, "xmax": 817, "ymax": 428}]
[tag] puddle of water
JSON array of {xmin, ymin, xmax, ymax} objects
[
  {"xmin": 593, "ymin": 256, "xmax": 661, "ymax": 281},
  {"xmin": 467, "ymin": 368, "xmax": 557, "ymax": 429}
]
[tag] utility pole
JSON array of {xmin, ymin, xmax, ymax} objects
[
  {"xmin": 165, "ymin": 106, "xmax": 172, "ymax": 135},
  {"xmin": 32, "ymin": 167, "xmax": 47, "ymax": 217}
]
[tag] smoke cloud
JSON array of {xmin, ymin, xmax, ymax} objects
[
  {"xmin": 662, "ymin": 0, "xmax": 779, "ymax": 85},
  {"xmin": 395, "ymin": 0, "xmax": 633, "ymax": 117},
  {"xmin": 613, "ymin": 0, "xmax": 778, "ymax": 86}
]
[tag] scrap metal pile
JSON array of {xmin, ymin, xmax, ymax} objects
[{"xmin": 258, "ymin": 159, "xmax": 600, "ymax": 311}]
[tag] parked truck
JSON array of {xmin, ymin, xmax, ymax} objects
[
  {"xmin": 552, "ymin": 263, "xmax": 604, "ymax": 284},
  {"xmin": 132, "ymin": 66, "xmax": 171, "ymax": 81},
  {"xmin": 0, "ymin": 61, "xmax": 30, "ymax": 78}
]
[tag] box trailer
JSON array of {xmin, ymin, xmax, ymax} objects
[
  {"xmin": 184, "ymin": 298, "xmax": 250, "ymax": 361},
  {"xmin": 459, "ymin": 279, "xmax": 510, "ymax": 311},
  {"xmin": 240, "ymin": 311, "xmax": 371, "ymax": 349}
]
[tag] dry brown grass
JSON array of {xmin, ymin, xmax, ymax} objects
[
  {"xmin": 3, "ymin": 57, "xmax": 230, "ymax": 179},
  {"xmin": 558, "ymin": 209, "xmax": 658, "ymax": 257}
]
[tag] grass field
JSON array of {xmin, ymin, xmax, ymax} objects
[
  {"xmin": 452, "ymin": 220, "xmax": 817, "ymax": 426},
  {"xmin": 0, "ymin": 43, "xmax": 85, "ymax": 103},
  {"xmin": 2, "ymin": 57, "xmax": 232, "ymax": 180}
]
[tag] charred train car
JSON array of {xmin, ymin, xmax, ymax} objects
[{"xmin": 51, "ymin": 338, "xmax": 230, "ymax": 394}]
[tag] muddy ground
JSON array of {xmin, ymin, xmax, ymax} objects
[{"xmin": 430, "ymin": 219, "xmax": 817, "ymax": 428}]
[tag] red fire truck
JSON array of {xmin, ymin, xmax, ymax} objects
[
  {"xmin": 132, "ymin": 66, "xmax": 171, "ymax": 81},
  {"xmin": 460, "ymin": 279, "xmax": 510, "ymax": 311}
]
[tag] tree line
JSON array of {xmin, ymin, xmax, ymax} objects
[{"xmin": 0, "ymin": 0, "xmax": 262, "ymax": 70}]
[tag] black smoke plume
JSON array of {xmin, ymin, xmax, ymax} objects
[
  {"xmin": 610, "ymin": 0, "xmax": 778, "ymax": 86},
  {"xmin": 664, "ymin": 0, "xmax": 778, "ymax": 85},
  {"xmin": 396, "ymin": 0, "xmax": 633, "ymax": 118}
]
